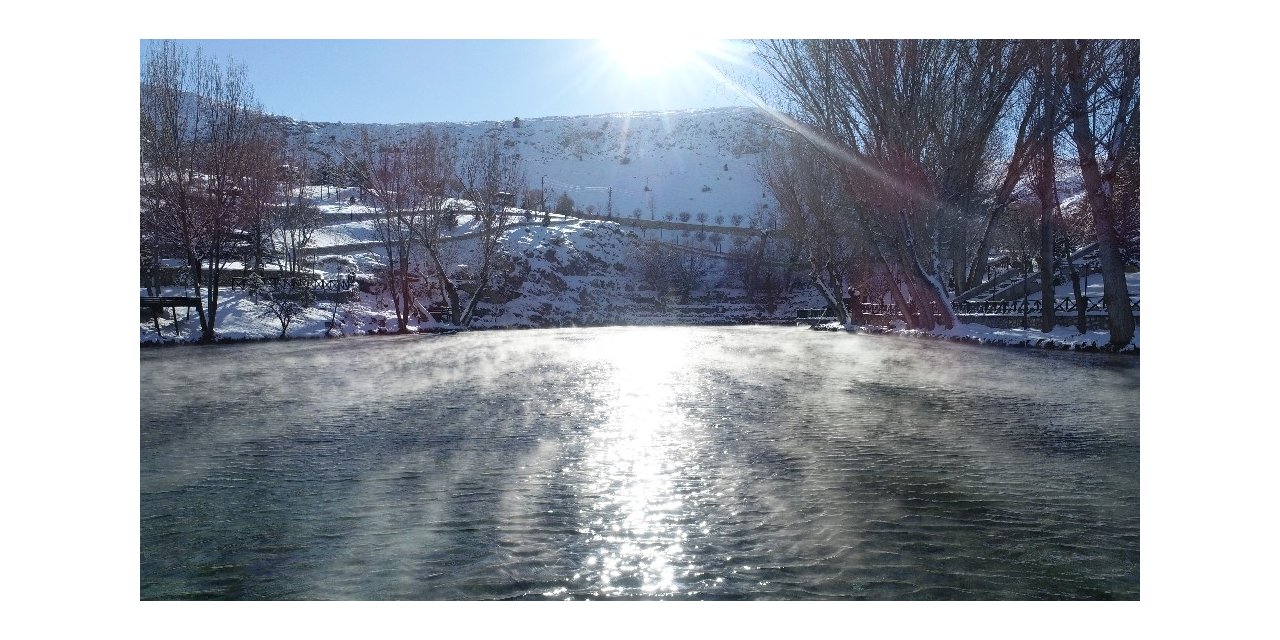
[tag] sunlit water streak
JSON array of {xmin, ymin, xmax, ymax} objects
[{"xmin": 141, "ymin": 326, "xmax": 1139, "ymax": 600}]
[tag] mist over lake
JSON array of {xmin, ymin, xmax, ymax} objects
[{"xmin": 141, "ymin": 326, "xmax": 1138, "ymax": 600}]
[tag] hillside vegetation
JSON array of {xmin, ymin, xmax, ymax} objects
[{"xmin": 141, "ymin": 40, "xmax": 1138, "ymax": 350}]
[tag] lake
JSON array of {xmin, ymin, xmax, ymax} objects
[{"xmin": 140, "ymin": 325, "xmax": 1139, "ymax": 599}]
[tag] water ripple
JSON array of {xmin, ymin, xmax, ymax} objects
[{"xmin": 142, "ymin": 326, "xmax": 1138, "ymax": 600}]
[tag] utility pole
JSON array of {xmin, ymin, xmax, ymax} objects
[
  {"xmin": 541, "ymin": 176, "xmax": 550, "ymax": 227},
  {"xmin": 607, "ymin": 187, "xmax": 613, "ymax": 219}
]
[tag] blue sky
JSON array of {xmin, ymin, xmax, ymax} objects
[{"xmin": 151, "ymin": 39, "xmax": 767, "ymax": 124}]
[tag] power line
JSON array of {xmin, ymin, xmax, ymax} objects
[{"xmin": 542, "ymin": 177, "xmax": 609, "ymax": 193}]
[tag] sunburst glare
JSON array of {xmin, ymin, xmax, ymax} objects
[
  {"xmin": 599, "ymin": 38, "xmax": 725, "ymax": 77},
  {"xmin": 574, "ymin": 328, "xmax": 700, "ymax": 597}
]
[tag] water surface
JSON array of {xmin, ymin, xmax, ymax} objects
[{"xmin": 140, "ymin": 325, "xmax": 1139, "ymax": 599}]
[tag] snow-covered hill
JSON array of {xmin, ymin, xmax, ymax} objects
[
  {"xmin": 142, "ymin": 172, "xmax": 827, "ymax": 343},
  {"xmin": 281, "ymin": 106, "xmax": 779, "ymax": 223},
  {"xmin": 142, "ymin": 107, "xmax": 1137, "ymax": 351}
]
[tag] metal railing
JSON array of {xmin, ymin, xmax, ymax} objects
[{"xmin": 798, "ymin": 295, "xmax": 1140, "ymax": 323}]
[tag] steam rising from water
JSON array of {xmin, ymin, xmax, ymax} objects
[{"xmin": 141, "ymin": 326, "xmax": 1139, "ymax": 599}]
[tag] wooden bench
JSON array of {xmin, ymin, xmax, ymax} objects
[{"xmin": 140, "ymin": 296, "xmax": 201, "ymax": 337}]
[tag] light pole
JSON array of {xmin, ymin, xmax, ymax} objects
[{"xmin": 541, "ymin": 176, "xmax": 552, "ymax": 227}]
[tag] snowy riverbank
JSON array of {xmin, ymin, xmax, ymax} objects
[
  {"xmin": 140, "ymin": 291, "xmax": 1139, "ymax": 356},
  {"xmin": 815, "ymin": 321, "xmax": 1139, "ymax": 354},
  {"xmin": 141, "ymin": 187, "xmax": 1138, "ymax": 353}
]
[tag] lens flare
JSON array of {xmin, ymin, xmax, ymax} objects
[{"xmin": 598, "ymin": 38, "xmax": 724, "ymax": 77}]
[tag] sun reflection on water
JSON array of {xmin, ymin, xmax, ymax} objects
[{"xmin": 573, "ymin": 329, "xmax": 699, "ymax": 597}]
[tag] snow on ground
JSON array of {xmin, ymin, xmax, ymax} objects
[
  {"xmin": 290, "ymin": 108, "xmax": 778, "ymax": 223},
  {"xmin": 140, "ymin": 206, "xmax": 829, "ymax": 343},
  {"xmin": 820, "ymin": 270, "xmax": 1141, "ymax": 352},
  {"xmin": 204, "ymin": 108, "xmax": 1140, "ymax": 355},
  {"xmin": 812, "ymin": 321, "xmax": 1139, "ymax": 353},
  {"xmin": 311, "ymin": 220, "xmax": 378, "ymax": 247},
  {"xmin": 143, "ymin": 152, "xmax": 1140, "ymax": 353},
  {"xmin": 936, "ymin": 323, "xmax": 1137, "ymax": 351},
  {"xmin": 1027, "ymin": 271, "xmax": 1140, "ymax": 301}
]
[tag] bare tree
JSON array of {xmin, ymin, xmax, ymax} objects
[
  {"xmin": 1063, "ymin": 39, "xmax": 1138, "ymax": 347},
  {"xmin": 140, "ymin": 127, "xmax": 172, "ymax": 297},
  {"xmin": 141, "ymin": 40, "xmax": 272, "ymax": 342},
  {"xmin": 554, "ymin": 192, "xmax": 575, "ymax": 216},
  {"xmin": 635, "ymin": 240, "xmax": 676, "ymax": 297},
  {"xmin": 1032, "ymin": 42, "xmax": 1066, "ymax": 333},
  {"xmin": 141, "ymin": 41, "xmax": 203, "ymax": 313},
  {"xmin": 762, "ymin": 135, "xmax": 856, "ymax": 324},
  {"xmin": 238, "ymin": 131, "xmax": 285, "ymax": 273},
  {"xmin": 1054, "ymin": 180, "xmax": 1095, "ymax": 334},
  {"xmin": 520, "ymin": 187, "xmax": 542, "ymax": 221},
  {"xmin": 961, "ymin": 53, "xmax": 1048, "ymax": 294},
  {"xmin": 453, "ymin": 134, "xmax": 525, "ymax": 326},
  {"xmin": 258, "ymin": 287, "xmax": 314, "ymax": 338},
  {"xmin": 681, "ymin": 252, "xmax": 713, "ymax": 304},
  {"xmin": 196, "ymin": 69, "xmax": 273, "ymax": 342},
  {"xmin": 350, "ymin": 128, "xmax": 424, "ymax": 332},
  {"xmin": 405, "ymin": 129, "xmax": 461, "ymax": 324},
  {"xmin": 275, "ymin": 135, "xmax": 322, "ymax": 275},
  {"xmin": 634, "ymin": 240, "xmax": 712, "ymax": 305},
  {"xmin": 756, "ymin": 39, "xmax": 1035, "ymax": 330}
]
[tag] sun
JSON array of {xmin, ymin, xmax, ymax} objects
[{"xmin": 598, "ymin": 38, "xmax": 724, "ymax": 77}]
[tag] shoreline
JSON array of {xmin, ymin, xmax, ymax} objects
[
  {"xmin": 139, "ymin": 318, "xmax": 1139, "ymax": 355},
  {"xmin": 138, "ymin": 317, "xmax": 794, "ymax": 348},
  {"xmin": 823, "ymin": 323, "xmax": 1139, "ymax": 355}
]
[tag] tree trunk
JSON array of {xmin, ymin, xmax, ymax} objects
[
  {"xmin": 1065, "ymin": 40, "xmax": 1135, "ymax": 347},
  {"xmin": 868, "ymin": 240, "xmax": 914, "ymax": 328},
  {"xmin": 460, "ymin": 281, "xmax": 487, "ymax": 326},
  {"xmin": 962, "ymin": 86, "xmax": 1041, "ymax": 294},
  {"xmin": 1038, "ymin": 133, "xmax": 1057, "ymax": 333},
  {"xmin": 423, "ymin": 244, "xmax": 462, "ymax": 327},
  {"xmin": 965, "ymin": 204, "xmax": 1003, "ymax": 294},
  {"xmin": 950, "ymin": 224, "xmax": 968, "ymax": 299},
  {"xmin": 826, "ymin": 262, "xmax": 851, "ymax": 325},
  {"xmin": 1069, "ymin": 268, "xmax": 1087, "ymax": 334},
  {"xmin": 443, "ymin": 277, "xmax": 462, "ymax": 326},
  {"xmin": 886, "ymin": 274, "xmax": 912, "ymax": 328},
  {"xmin": 897, "ymin": 213, "xmax": 956, "ymax": 330},
  {"xmin": 808, "ymin": 258, "xmax": 849, "ymax": 325},
  {"xmin": 205, "ymin": 267, "xmax": 221, "ymax": 344},
  {"xmin": 1053, "ymin": 194, "xmax": 1089, "ymax": 335},
  {"xmin": 397, "ymin": 249, "xmax": 412, "ymax": 332},
  {"xmin": 187, "ymin": 253, "xmax": 212, "ymax": 341},
  {"xmin": 1038, "ymin": 219, "xmax": 1056, "ymax": 332}
]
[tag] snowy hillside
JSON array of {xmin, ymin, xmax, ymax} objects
[
  {"xmin": 280, "ymin": 107, "xmax": 779, "ymax": 223},
  {"xmin": 142, "ymin": 107, "xmax": 1137, "ymax": 351},
  {"xmin": 141, "ymin": 172, "xmax": 828, "ymax": 344}
]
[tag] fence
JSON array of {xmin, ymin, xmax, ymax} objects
[{"xmin": 799, "ymin": 295, "xmax": 1140, "ymax": 329}]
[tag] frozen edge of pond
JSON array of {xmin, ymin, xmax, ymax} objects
[
  {"xmin": 140, "ymin": 319, "xmax": 1138, "ymax": 356},
  {"xmin": 813, "ymin": 322, "xmax": 1139, "ymax": 355}
]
